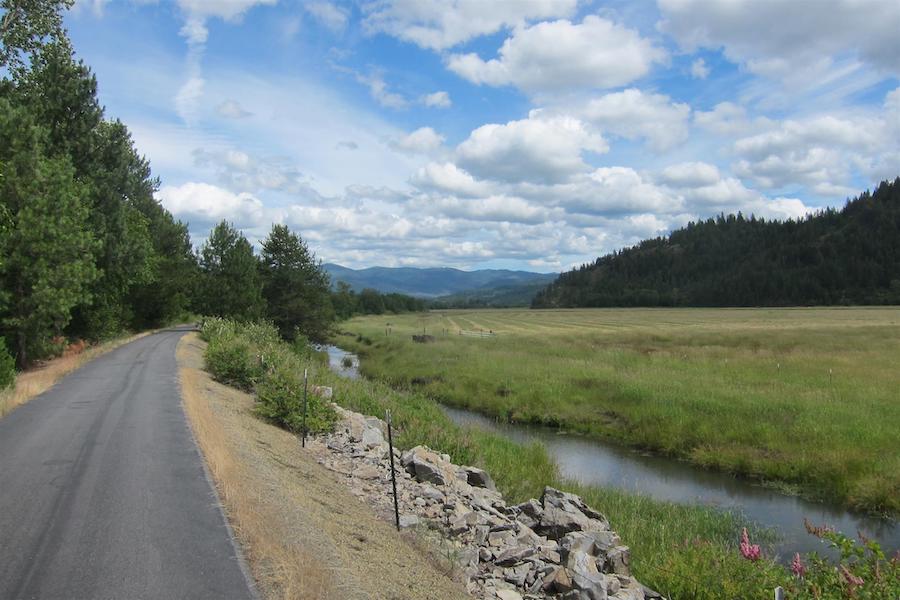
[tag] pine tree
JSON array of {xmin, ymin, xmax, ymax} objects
[
  {"xmin": 259, "ymin": 224, "xmax": 333, "ymax": 341},
  {"xmin": 198, "ymin": 221, "xmax": 265, "ymax": 321},
  {"xmin": 0, "ymin": 98, "xmax": 97, "ymax": 367}
]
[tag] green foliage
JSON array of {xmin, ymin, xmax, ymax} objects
[
  {"xmin": 204, "ymin": 337, "xmax": 263, "ymax": 391},
  {"xmin": 198, "ymin": 221, "xmax": 265, "ymax": 322},
  {"xmin": 0, "ymin": 97, "xmax": 97, "ymax": 367},
  {"xmin": 260, "ymin": 224, "xmax": 334, "ymax": 341},
  {"xmin": 0, "ymin": 0, "xmax": 73, "ymax": 70},
  {"xmin": 331, "ymin": 280, "xmax": 425, "ymax": 320},
  {"xmin": 0, "ymin": 337, "xmax": 14, "ymax": 389},
  {"xmin": 255, "ymin": 363, "xmax": 335, "ymax": 434},
  {"xmin": 534, "ymin": 178, "xmax": 900, "ymax": 308},
  {"xmin": 200, "ymin": 318, "xmax": 336, "ymax": 434}
]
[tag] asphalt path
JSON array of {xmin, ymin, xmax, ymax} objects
[{"xmin": 0, "ymin": 328, "xmax": 256, "ymax": 599}]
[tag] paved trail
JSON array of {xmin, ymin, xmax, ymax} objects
[{"xmin": 0, "ymin": 328, "xmax": 255, "ymax": 600}]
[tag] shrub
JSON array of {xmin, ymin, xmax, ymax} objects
[
  {"xmin": 205, "ymin": 338, "xmax": 263, "ymax": 391},
  {"xmin": 0, "ymin": 338, "xmax": 15, "ymax": 389},
  {"xmin": 255, "ymin": 363, "xmax": 335, "ymax": 434}
]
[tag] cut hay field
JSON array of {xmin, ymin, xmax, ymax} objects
[{"xmin": 337, "ymin": 307, "xmax": 900, "ymax": 515}]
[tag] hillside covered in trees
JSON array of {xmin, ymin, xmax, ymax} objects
[{"xmin": 533, "ymin": 178, "xmax": 900, "ymax": 308}]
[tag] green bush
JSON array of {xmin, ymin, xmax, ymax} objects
[
  {"xmin": 205, "ymin": 338, "xmax": 262, "ymax": 391},
  {"xmin": 254, "ymin": 363, "xmax": 336, "ymax": 434},
  {"xmin": 201, "ymin": 317, "xmax": 336, "ymax": 434},
  {"xmin": 0, "ymin": 338, "xmax": 15, "ymax": 389}
]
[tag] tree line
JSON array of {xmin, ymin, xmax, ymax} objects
[
  {"xmin": 0, "ymin": 1, "xmax": 412, "ymax": 380},
  {"xmin": 533, "ymin": 177, "xmax": 900, "ymax": 308}
]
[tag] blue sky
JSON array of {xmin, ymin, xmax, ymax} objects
[{"xmin": 65, "ymin": 0, "xmax": 900, "ymax": 272}]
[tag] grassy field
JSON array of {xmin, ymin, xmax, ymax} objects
[{"xmin": 337, "ymin": 307, "xmax": 900, "ymax": 515}]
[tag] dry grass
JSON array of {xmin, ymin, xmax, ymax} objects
[
  {"xmin": 178, "ymin": 342, "xmax": 332, "ymax": 600},
  {"xmin": 0, "ymin": 332, "xmax": 150, "ymax": 420}
]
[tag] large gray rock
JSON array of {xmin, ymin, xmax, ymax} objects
[
  {"xmin": 462, "ymin": 465, "xmax": 497, "ymax": 490},
  {"xmin": 495, "ymin": 545, "xmax": 537, "ymax": 567},
  {"xmin": 512, "ymin": 498, "xmax": 544, "ymax": 530},
  {"xmin": 567, "ymin": 550, "xmax": 608, "ymax": 600},
  {"xmin": 401, "ymin": 446, "xmax": 455, "ymax": 486},
  {"xmin": 559, "ymin": 530, "xmax": 623, "ymax": 561},
  {"xmin": 535, "ymin": 487, "xmax": 610, "ymax": 540}
]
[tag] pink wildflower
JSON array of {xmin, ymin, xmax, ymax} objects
[
  {"xmin": 840, "ymin": 564, "xmax": 864, "ymax": 588},
  {"xmin": 739, "ymin": 527, "xmax": 761, "ymax": 561},
  {"xmin": 790, "ymin": 553, "xmax": 806, "ymax": 577}
]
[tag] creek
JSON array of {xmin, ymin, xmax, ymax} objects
[{"xmin": 323, "ymin": 344, "xmax": 898, "ymax": 560}]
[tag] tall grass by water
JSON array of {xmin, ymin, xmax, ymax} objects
[{"xmin": 337, "ymin": 307, "xmax": 900, "ymax": 516}]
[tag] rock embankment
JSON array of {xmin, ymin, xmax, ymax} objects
[{"xmin": 310, "ymin": 405, "xmax": 664, "ymax": 600}]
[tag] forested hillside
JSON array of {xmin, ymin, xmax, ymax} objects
[{"xmin": 534, "ymin": 178, "xmax": 900, "ymax": 308}]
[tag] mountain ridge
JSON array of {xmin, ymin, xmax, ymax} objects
[{"xmin": 323, "ymin": 264, "xmax": 557, "ymax": 299}]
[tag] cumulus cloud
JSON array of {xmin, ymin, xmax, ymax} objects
[
  {"xmin": 558, "ymin": 167, "xmax": 679, "ymax": 216},
  {"xmin": 732, "ymin": 114, "xmax": 882, "ymax": 190},
  {"xmin": 421, "ymin": 90, "xmax": 452, "ymax": 108},
  {"xmin": 305, "ymin": 2, "xmax": 348, "ymax": 32},
  {"xmin": 390, "ymin": 127, "xmax": 446, "ymax": 154},
  {"xmin": 362, "ymin": 0, "xmax": 577, "ymax": 50},
  {"xmin": 575, "ymin": 89, "xmax": 690, "ymax": 152},
  {"xmin": 659, "ymin": 162, "xmax": 721, "ymax": 187},
  {"xmin": 447, "ymin": 16, "xmax": 665, "ymax": 94},
  {"xmin": 456, "ymin": 113, "xmax": 607, "ymax": 184},
  {"xmin": 157, "ymin": 181, "xmax": 264, "ymax": 228},
  {"xmin": 410, "ymin": 162, "xmax": 493, "ymax": 197},
  {"xmin": 658, "ymin": 0, "xmax": 900, "ymax": 79}
]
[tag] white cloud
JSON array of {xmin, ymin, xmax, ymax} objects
[
  {"xmin": 216, "ymin": 99, "xmax": 252, "ymax": 119},
  {"xmin": 410, "ymin": 162, "xmax": 493, "ymax": 197},
  {"xmin": 690, "ymin": 58, "xmax": 709, "ymax": 79},
  {"xmin": 658, "ymin": 0, "xmax": 900, "ymax": 79},
  {"xmin": 732, "ymin": 113, "xmax": 882, "ymax": 190},
  {"xmin": 422, "ymin": 90, "xmax": 452, "ymax": 108},
  {"xmin": 305, "ymin": 2, "xmax": 349, "ymax": 32},
  {"xmin": 390, "ymin": 127, "xmax": 446, "ymax": 154},
  {"xmin": 157, "ymin": 181, "xmax": 265, "ymax": 228},
  {"xmin": 353, "ymin": 71, "xmax": 408, "ymax": 109},
  {"xmin": 659, "ymin": 162, "xmax": 721, "ymax": 187},
  {"xmin": 447, "ymin": 16, "xmax": 665, "ymax": 94},
  {"xmin": 456, "ymin": 113, "xmax": 607, "ymax": 183},
  {"xmin": 694, "ymin": 102, "xmax": 765, "ymax": 136},
  {"xmin": 576, "ymin": 88, "xmax": 690, "ymax": 152},
  {"xmin": 362, "ymin": 0, "xmax": 577, "ymax": 50},
  {"xmin": 558, "ymin": 167, "xmax": 679, "ymax": 216},
  {"xmin": 175, "ymin": 76, "xmax": 205, "ymax": 123}
]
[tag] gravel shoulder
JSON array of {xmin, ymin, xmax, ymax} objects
[{"xmin": 177, "ymin": 332, "xmax": 469, "ymax": 600}]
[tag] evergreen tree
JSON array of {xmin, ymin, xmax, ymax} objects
[
  {"xmin": 198, "ymin": 221, "xmax": 264, "ymax": 321},
  {"xmin": 0, "ymin": 98, "xmax": 96, "ymax": 367},
  {"xmin": 259, "ymin": 224, "xmax": 333, "ymax": 341}
]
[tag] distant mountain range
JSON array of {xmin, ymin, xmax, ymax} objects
[{"xmin": 323, "ymin": 264, "xmax": 557, "ymax": 303}]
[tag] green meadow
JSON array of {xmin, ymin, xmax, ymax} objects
[{"xmin": 336, "ymin": 307, "xmax": 900, "ymax": 515}]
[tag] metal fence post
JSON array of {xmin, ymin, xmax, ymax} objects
[
  {"xmin": 774, "ymin": 587, "xmax": 784, "ymax": 600},
  {"xmin": 386, "ymin": 409, "xmax": 400, "ymax": 531},
  {"xmin": 301, "ymin": 368, "xmax": 308, "ymax": 448}
]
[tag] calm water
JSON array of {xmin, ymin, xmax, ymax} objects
[{"xmin": 324, "ymin": 345, "xmax": 898, "ymax": 560}]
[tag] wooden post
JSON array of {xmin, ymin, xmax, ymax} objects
[
  {"xmin": 301, "ymin": 368, "xmax": 308, "ymax": 448},
  {"xmin": 774, "ymin": 587, "xmax": 784, "ymax": 600},
  {"xmin": 386, "ymin": 410, "xmax": 400, "ymax": 531}
]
